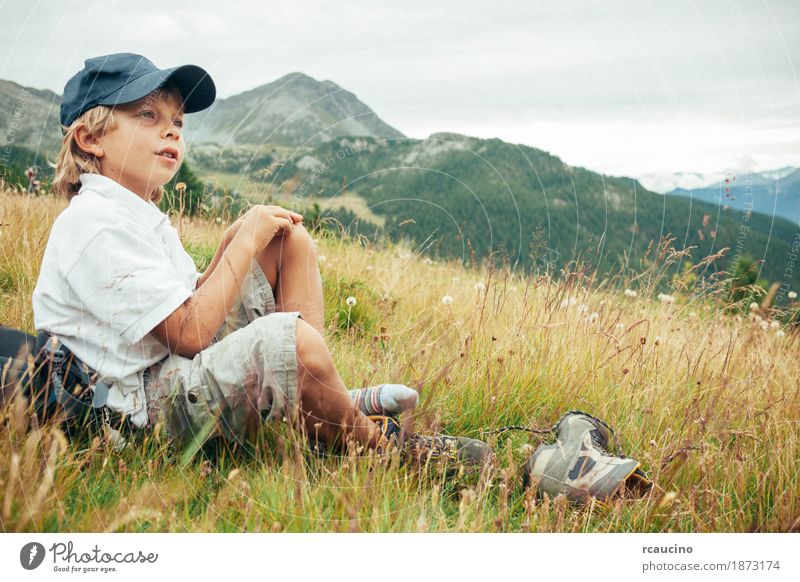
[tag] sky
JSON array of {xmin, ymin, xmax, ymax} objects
[{"xmin": 1, "ymin": 0, "xmax": 798, "ymax": 191}]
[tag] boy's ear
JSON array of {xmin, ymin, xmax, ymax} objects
[{"xmin": 73, "ymin": 124, "xmax": 105, "ymax": 158}]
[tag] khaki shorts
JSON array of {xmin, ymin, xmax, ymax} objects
[{"xmin": 144, "ymin": 258, "xmax": 304, "ymax": 445}]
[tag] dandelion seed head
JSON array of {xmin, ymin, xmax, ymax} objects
[
  {"xmin": 442, "ymin": 295, "xmax": 454, "ymax": 305},
  {"xmin": 624, "ymin": 289, "xmax": 638, "ymax": 298},
  {"xmin": 748, "ymin": 302, "xmax": 759, "ymax": 312},
  {"xmin": 346, "ymin": 296, "xmax": 357, "ymax": 307},
  {"xmin": 318, "ymin": 255, "xmax": 327, "ymax": 263},
  {"xmin": 615, "ymin": 322, "xmax": 625, "ymax": 330},
  {"xmin": 788, "ymin": 291, "xmax": 798, "ymax": 300},
  {"xmin": 770, "ymin": 320, "xmax": 780, "ymax": 329},
  {"xmin": 474, "ymin": 282, "xmax": 486, "ymax": 292},
  {"xmin": 776, "ymin": 329, "xmax": 786, "ymax": 337},
  {"xmin": 658, "ymin": 293, "xmax": 675, "ymax": 304}
]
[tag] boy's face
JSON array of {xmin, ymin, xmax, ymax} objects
[{"xmin": 96, "ymin": 90, "xmax": 185, "ymax": 199}]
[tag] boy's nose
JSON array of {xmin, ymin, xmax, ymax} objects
[{"xmin": 162, "ymin": 124, "xmax": 181, "ymax": 140}]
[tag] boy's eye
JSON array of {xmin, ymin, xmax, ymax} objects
[
  {"xmin": 173, "ymin": 119, "xmax": 184, "ymax": 128},
  {"xmin": 138, "ymin": 110, "xmax": 155, "ymax": 119}
]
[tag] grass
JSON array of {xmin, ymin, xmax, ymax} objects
[{"xmin": 1, "ymin": 186, "xmax": 799, "ymax": 532}]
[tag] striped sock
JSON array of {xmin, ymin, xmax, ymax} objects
[{"xmin": 348, "ymin": 384, "xmax": 419, "ymax": 416}]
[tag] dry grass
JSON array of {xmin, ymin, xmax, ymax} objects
[{"xmin": 1, "ymin": 187, "xmax": 798, "ymax": 532}]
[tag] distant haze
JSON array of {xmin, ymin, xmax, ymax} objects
[{"xmin": 1, "ymin": 0, "xmax": 797, "ymax": 191}]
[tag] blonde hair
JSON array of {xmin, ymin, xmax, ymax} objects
[{"xmin": 52, "ymin": 83, "xmax": 184, "ymax": 203}]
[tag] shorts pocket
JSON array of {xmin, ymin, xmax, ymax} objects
[{"xmin": 164, "ymin": 366, "xmax": 218, "ymax": 446}]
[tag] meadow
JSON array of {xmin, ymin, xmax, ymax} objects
[{"xmin": 1, "ymin": 187, "xmax": 798, "ymax": 532}]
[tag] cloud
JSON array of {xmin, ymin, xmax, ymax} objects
[{"xmin": 0, "ymin": 0, "xmax": 797, "ymax": 184}]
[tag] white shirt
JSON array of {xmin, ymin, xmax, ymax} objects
[{"xmin": 32, "ymin": 173, "xmax": 201, "ymax": 427}]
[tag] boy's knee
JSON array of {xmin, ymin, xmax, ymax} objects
[
  {"xmin": 295, "ymin": 318, "xmax": 332, "ymax": 377},
  {"xmin": 287, "ymin": 224, "xmax": 317, "ymax": 256}
]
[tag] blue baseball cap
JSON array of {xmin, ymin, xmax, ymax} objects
[{"xmin": 60, "ymin": 52, "xmax": 216, "ymax": 132}]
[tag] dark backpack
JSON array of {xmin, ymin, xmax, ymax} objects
[{"xmin": 1, "ymin": 325, "xmax": 114, "ymax": 437}]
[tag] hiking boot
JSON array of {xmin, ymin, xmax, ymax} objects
[
  {"xmin": 369, "ymin": 415, "xmax": 494, "ymax": 467},
  {"xmin": 522, "ymin": 410, "xmax": 651, "ymax": 505}
]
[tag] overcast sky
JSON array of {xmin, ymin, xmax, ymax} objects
[{"xmin": 1, "ymin": 0, "xmax": 798, "ymax": 190}]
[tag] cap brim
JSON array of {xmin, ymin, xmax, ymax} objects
[{"xmin": 98, "ymin": 64, "xmax": 216, "ymax": 114}]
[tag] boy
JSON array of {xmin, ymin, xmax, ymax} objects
[{"xmin": 32, "ymin": 53, "xmax": 491, "ymax": 464}]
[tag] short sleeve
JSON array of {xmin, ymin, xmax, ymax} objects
[{"xmin": 65, "ymin": 224, "xmax": 194, "ymax": 344}]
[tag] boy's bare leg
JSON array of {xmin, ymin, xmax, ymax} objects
[
  {"xmin": 255, "ymin": 225, "xmax": 324, "ymax": 335},
  {"xmin": 294, "ymin": 318, "xmax": 382, "ymax": 451}
]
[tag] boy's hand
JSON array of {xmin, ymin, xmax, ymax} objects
[{"xmin": 229, "ymin": 205, "xmax": 304, "ymax": 254}]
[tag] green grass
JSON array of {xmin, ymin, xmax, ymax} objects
[{"xmin": 1, "ymin": 188, "xmax": 799, "ymax": 532}]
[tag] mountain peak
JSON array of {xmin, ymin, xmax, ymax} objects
[{"xmin": 192, "ymin": 71, "xmax": 404, "ymax": 147}]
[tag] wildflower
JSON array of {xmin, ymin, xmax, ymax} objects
[
  {"xmin": 560, "ymin": 297, "xmax": 578, "ymax": 308},
  {"xmin": 215, "ymin": 217, "xmax": 222, "ymax": 224},
  {"xmin": 624, "ymin": 289, "xmax": 637, "ymax": 298},
  {"xmin": 442, "ymin": 295, "xmax": 454, "ymax": 305},
  {"xmin": 586, "ymin": 311, "xmax": 600, "ymax": 323},
  {"xmin": 748, "ymin": 302, "xmax": 759, "ymax": 312},
  {"xmin": 318, "ymin": 255, "xmax": 327, "ymax": 263},
  {"xmin": 578, "ymin": 303, "xmax": 589, "ymax": 313},
  {"xmin": 615, "ymin": 322, "xmax": 625, "ymax": 330},
  {"xmin": 657, "ymin": 293, "xmax": 675, "ymax": 304},
  {"xmin": 759, "ymin": 320, "xmax": 769, "ymax": 331},
  {"xmin": 175, "ymin": 181, "xmax": 186, "ymax": 192},
  {"xmin": 475, "ymin": 282, "xmax": 486, "ymax": 292},
  {"xmin": 346, "ymin": 296, "xmax": 357, "ymax": 307},
  {"xmin": 776, "ymin": 329, "xmax": 786, "ymax": 337},
  {"xmin": 688, "ymin": 311, "xmax": 697, "ymax": 318},
  {"xmin": 789, "ymin": 291, "xmax": 797, "ymax": 300},
  {"xmin": 770, "ymin": 320, "xmax": 780, "ymax": 329}
]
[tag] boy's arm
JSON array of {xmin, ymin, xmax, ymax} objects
[
  {"xmin": 195, "ymin": 235, "xmax": 229, "ymax": 289},
  {"xmin": 151, "ymin": 206, "xmax": 298, "ymax": 356},
  {"xmin": 150, "ymin": 235, "xmax": 255, "ymax": 357},
  {"xmin": 196, "ymin": 217, "xmax": 245, "ymax": 289}
]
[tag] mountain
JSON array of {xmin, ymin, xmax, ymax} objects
[
  {"xmin": 3, "ymin": 74, "xmax": 798, "ymax": 292},
  {"xmin": 0, "ymin": 72, "xmax": 404, "ymax": 154},
  {"xmin": 186, "ymin": 72, "xmax": 405, "ymax": 147},
  {"xmin": 0, "ymin": 79, "xmax": 62, "ymax": 153},
  {"xmin": 640, "ymin": 166, "xmax": 797, "ymax": 193},
  {"xmin": 265, "ymin": 134, "xmax": 800, "ymax": 291},
  {"xmin": 666, "ymin": 168, "xmax": 800, "ymax": 225}
]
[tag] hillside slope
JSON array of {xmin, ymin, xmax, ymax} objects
[{"xmin": 269, "ymin": 134, "xmax": 800, "ymax": 290}]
